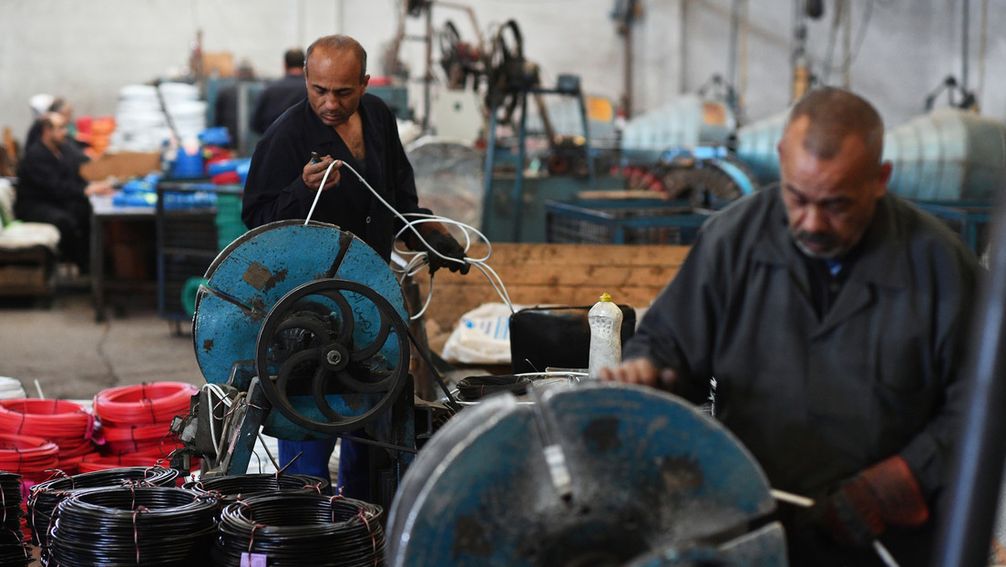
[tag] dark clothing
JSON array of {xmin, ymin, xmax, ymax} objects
[
  {"xmin": 243, "ymin": 93, "xmax": 427, "ymax": 503},
  {"xmin": 250, "ymin": 73, "xmax": 307, "ymax": 135},
  {"xmin": 15, "ymin": 141, "xmax": 93, "ymax": 270},
  {"xmin": 243, "ymin": 94, "xmax": 429, "ymax": 261},
  {"xmin": 213, "ymin": 84, "xmax": 240, "ymax": 146},
  {"xmin": 624, "ymin": 186, "xmax": 979, "ymax": 566}
]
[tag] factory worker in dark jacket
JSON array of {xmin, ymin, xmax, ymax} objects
[
  {"xmin": 243, "ymin": 34, "xmax": 469, "ymax": 502},
  {"xmin": 602, "ymin": 88, "xmax": 979, "ymax": 566},
  {"xmin": 16, "ymin": 112, "xmax": 113, "ymax": 273}
]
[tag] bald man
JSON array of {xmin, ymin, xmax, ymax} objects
[
  {"xmin": 602, "ymin": 88, "xmax": 979, "ymax": 565},
  {"xmin": 242, "ymin": 34, "xmax": 468, "ymax": 502}
]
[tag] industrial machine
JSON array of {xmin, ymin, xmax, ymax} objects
[
  {"xmin": 386, "ymin": 383, "xmax": 788, "ymax": 566},
  {"xmin": 173, "ymin": 220, "xmax": 451, "ymax": 509}
]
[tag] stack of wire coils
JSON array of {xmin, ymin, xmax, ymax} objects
[
  {"xmin": 183, "ymin": 473, "xmax": 329, "ymax": 509},
  {"xmin": 0, "ymin": 473, "xmax": 29, "ymax": 566},
  {"xmin": 0, "ymin": 399, "xmax": 96, "ymax": 474},
  {"xmin": 93, "ymin": 382, "xmax": 197, "ymax": 465},
  {"xmin": 48, "ymin": 486, "xmax": 217, "ymax": 566},
  {"xmin": 213, "ymin": 492, "xmax": 385, "ymax": 566},
  {"xmin": 0, "ymin": 433, "xmax": 58, "ymax": 485},
  {"xmin": 28, "ymin": 466, "xmax": 178, "ymax": 563}
]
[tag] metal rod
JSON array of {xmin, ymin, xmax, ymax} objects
[
  {"xmin": 935, "ymin": 194, "xmax": 1006, "ymax": 566},
  {"xmin": 962, "ymin": 0, "xmax": 970, "ymax": 91}
]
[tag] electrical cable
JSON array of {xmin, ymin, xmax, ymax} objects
[
  {"xmin": 47, "ymin": 486, "xmax": 217, "ymax": 566},
  {"xmin": 183, "ymin": 473, "xmax": 329, "ymax": 507},
  {"xmin": 0, "ymin": 473, "xmax": 29, "ymax": 567},
  {"xmin": 93, "ymin": 382, "xmax": 198, "ymax": 426},
  {"xmin": 456, "ymin": 374, "xmax": 535, "ymax": 401},
  {"xmin": 27, "ymin": 467, "xmax": 178, "ymax": 556},
  {"xmin": 304, "ymin": 160, "xmax": 515, "ymax": 318},
  {"xmin": 0, "ymin": 399, "xmax": 97, "ymax": 475},
  {"xmin": 79, "ymin": 452, "xmax": 200, "ymax": 474},
  {"xmin": 0, "ymin": 434, "xmax": 59, "ymax": 479},
  {"xmin": 213, "ymin": 492, "xmax": 384, "ymax": 567}
]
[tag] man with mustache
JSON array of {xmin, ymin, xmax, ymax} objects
[
  {"xmin": 602, "ymin": 88, "xmax": 979, "ymax": 565},
  {"xmin": 243, "ymin": 34, "xmax": 469, "ymax": 502}
]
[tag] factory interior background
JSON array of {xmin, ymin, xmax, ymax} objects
[{"xmin": 1, "ymin": 0, "xmax": 1006, "ymax": 565}]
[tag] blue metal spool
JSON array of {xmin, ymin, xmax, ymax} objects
[
  {"xmin": 192, "ymin": 220, "xmax": 410, "ymax": 441},
  {"xmin": 387, "ymin": 383, "xmax": 787, "ymax": 566}
]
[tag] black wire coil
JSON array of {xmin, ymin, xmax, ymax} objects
[
  {"xmin": 456, "ymin": 374, "xmax": 533, "ymax": 401},
  {"xmin": 48, "ymin": 486, "xmax": 217, "ymax": 566},
  {"xmin": 28, "ymin": 466, "xmax": 179, "ymax": 552},
  {"xmin": 0, "ymin": 472, "xmax": 29, "ymax": 566},
  {"xmin": 182, "ymin": 473, "xmax": 329, "ymax": 506},
  {"xmin": 213, "ymin": 492, "xmax": 385, "ymax": 567}
]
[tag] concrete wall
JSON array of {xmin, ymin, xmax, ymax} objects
[{"xmin": 0, "ymin": 0, "xmax": 1003, "ymax": 145}]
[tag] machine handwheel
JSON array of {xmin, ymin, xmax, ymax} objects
[{"xmin": 255, "ymin": 279, "xmax": 411, "ymax": 434}]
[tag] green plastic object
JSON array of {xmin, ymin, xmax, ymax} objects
[{"xmin": 181, "ymin": 276, "xmax": 208, "ymax": 318}]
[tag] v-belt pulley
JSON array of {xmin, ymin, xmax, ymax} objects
[{"xmin": 187, "ymin": 220, "xmax": 424, "ymax": 477}]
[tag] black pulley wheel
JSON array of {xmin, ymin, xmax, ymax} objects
[{"xmin": 256, "ymin": 279, "xmax": 410, "ymax": 435}]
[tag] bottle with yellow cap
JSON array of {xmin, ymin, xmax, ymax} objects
[{"xmin": 588, "ymin": 292, "xmax": 623, "ymax": 379}]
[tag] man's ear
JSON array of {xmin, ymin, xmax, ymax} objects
[
  {"xmin": 876, "ymin": 161, "xmax": 892, "ymax": 197},
  {"xmin": 361, "ymin": 74, "xmax": 370, "ymax": 89}
]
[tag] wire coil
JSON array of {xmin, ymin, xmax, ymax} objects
[
  {"xmin": 93, "ymin": 382, "xmax": 197, "ymax": 426},
  {"xmin": 183, "ymin": 473, "xmax": 329, "ymax": 506},
  {"xmin": 0, "ymin": 434, "xmax": 59, "ymax": 479},
  {"xmin": 28, "ymin": 467, "xmax": 178, "ymax": 553},
  {"xmin": 213, "ymin": 492, "xmax": 385, "ymax": 566},
  {"xmin": 48, "ymin": 486, "xmax": 217, "ymax": 566},
  {"xmin": 0, "ymin": 472, "xmax": 29, "ymax": 566},
  {"xmin": 0, "ymin": 399, "xmax": 95, "ymax": 474}
]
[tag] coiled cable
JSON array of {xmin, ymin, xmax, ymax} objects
[
  {"xmin": 456, "ymin": 374, "xmax": 535, "ymax": 401},
  {"xmin": 0, "ymin": 434, "xmax": 59, "ymax": 480},
  {"xmin": 0, "ymin": 399, "xmax": 95, "ymax": 473},
  {"xmin": 213, "ymin": 492, "xmax": 384, "ymax": 567},
  {"xmin": 0, "ymin": 473, "xmax": 29, "ymax": 566},
  {"xmin": 48, "ymin": 486, "xmax": 217, "ymax": 566},
  {"xmin": 28, "ymin": 467, "xmax": 178, "ymax": 553},
  {"xmin": 183, "ymin": 473, "xmax": 329, "ymax": 507},
  {"xmin": 93, "ymin": 382, "xmax": 197, "ymax": 426}
]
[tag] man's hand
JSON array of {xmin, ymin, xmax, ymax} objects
[
  {"xmin": 423, "ymin": 230, "xmax": 470, "ymax": 275},
  {"xmin": 84, "ymin": 181, "xmax": 115, "ymax": 197},
  {"xmin": 814, "ymin": 455, "xmax": 929, "ymax": 547},
  {"xmin": 598, "ymin": 358, "xmax": 678, "ymax": 391},
  {"xmin": 302, "ymin": 156, "xmax": 341, "ymax": 192}
]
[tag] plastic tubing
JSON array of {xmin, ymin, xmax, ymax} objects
[
  {"xmin": 93, "ymin": 382, "xmax": 197, "ymax": 426},
  {"xmin": 0, "ymin": 399, "xmax": 93, "ymax": 442}
]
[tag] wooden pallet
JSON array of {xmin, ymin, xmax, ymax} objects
[{"xmin": 417, "ymin": 243, "xmax": 690, "ymax": 349}]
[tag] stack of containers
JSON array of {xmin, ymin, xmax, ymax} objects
[
  {"xmin": 0, "ymin": 400, "xmax": 96, "ymax": 475},
  {"xmin": 111, "ymin": 82, "xmax": 206, "ymax": 152},
  {"xmin": 92, "ymin": 382, "xmax": 198, "ymax": 470}
]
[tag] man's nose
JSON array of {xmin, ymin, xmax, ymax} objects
[{"xmin": 801, "ymin": 205, "xmax": 828, "ymax": 233}]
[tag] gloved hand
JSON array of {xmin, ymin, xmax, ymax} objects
[
  {"xmin": 814, "ymin": 455, "xmax": 929, "ymax": 547},
  {"xmin": 423, "ymin": 231, "xmax": 470, "ymax": 275}
]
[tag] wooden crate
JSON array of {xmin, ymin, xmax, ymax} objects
[{"xmin": 418, "ymin": 243, "xmax": 690, "ymax": 349}]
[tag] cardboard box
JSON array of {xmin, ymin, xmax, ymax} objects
[
  {"xmin": 203, "ymin": 52, "xmax": 235, "ymax": 78},
  {"xmin": 81, "ymin": 152, "xmax": 161, "ymax": 182}
]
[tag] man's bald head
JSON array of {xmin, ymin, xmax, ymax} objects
[
  {"xmin": 785, "ymin": 87, "xmax": 885, "ymax": 164},
  {"xmin": 305, "ymin": 35, "xmax": 367, "ymax": 82}
]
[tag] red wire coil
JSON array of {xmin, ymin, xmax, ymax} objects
[
  {"xmin": 93, "ymin": 382, "xmax": 197, "ymax": 426},
  {"xmin": 0, "ymin": 434, "xmax": 59, "ymax": 474},
  {"xmin": 0, "ymin": 399, "xmax": 93, "ymax": 443},
  {"xmin": 100, "ymin": 423, "xmax": 174, "ymax": 454}
]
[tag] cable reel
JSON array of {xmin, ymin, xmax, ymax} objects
[{"xmin": 192, "ymin": 220, "xmax": 414, "ymax": 441}]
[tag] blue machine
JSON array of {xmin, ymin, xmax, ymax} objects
[
  {"xmin": 184, "ymin": 220, "xmax": 417, "ymax": 506},
  {"xmin": 386, "ymin": 383, "xmax": 788, "ymax": 566}
]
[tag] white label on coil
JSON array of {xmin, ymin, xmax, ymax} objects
[{"xmin": 241, "ymin": 552, "xmax": 268, "ymax": 567}]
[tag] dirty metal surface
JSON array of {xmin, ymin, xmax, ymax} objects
[
  {"xmin": 191, "ymin": 220, "xmax": 409, "ymax": 439},
  {"xmin": 386, "ymin": 383, "xmax": 786, "ymax": 566}
]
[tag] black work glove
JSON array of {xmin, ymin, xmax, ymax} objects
[
  {"xmin": 813, "ymin": 455, "xmax": 929, "ymax": 548},
  {"xmin": 423, "ymin": 231, "xmax": 470, "ymax": 275}
]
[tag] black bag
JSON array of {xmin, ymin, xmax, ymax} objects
[{"xmin": 508, "ymin": 305, "xmax": 636, "ymax": 374}]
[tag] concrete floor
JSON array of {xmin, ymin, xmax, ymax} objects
[{"xmin": 0, "ymin": 289, "xmax": 201, "ymax": 399}]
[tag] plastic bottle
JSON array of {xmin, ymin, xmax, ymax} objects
[{"xmin": 588, "ymin": 292, "xmax": 623, "ymax": 379}]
